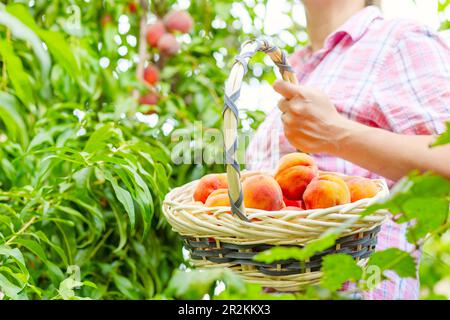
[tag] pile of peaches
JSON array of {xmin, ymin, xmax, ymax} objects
[{"xmin": 193, "ymin": 153, "xmax": 379, "ymax": 212}]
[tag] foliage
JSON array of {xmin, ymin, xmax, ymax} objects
[
  {"xmin": 163, "ymin": 268, "xmax": 348, "ymax": 300},
  {"xmin": 432, "ymin": 122, "xmax": 450, "ymax": 147},
  {"xmin": 320, "ymin": 254, "xmax": 362, "ymax": 291},
  {"xmin": 0, "ymin": 0, "xmax": 186, "ymax": 298},
  {"xmin": 438, "ymin": 0, "xmax": 450, "ymax": 31},
  {"xmin": 164, "ymin": 268, "xmax": 246, "ymax": 300}
]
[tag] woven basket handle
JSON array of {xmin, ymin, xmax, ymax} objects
[{"xmin": 223, "ymin": 38, "xmax": 298, "ymax": 221}]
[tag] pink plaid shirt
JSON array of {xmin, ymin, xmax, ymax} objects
[{"xmin": 246, "ymin": 6, "xmax": 450, "ymax": 299}]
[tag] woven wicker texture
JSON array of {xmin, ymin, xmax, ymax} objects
[
  {"xmin": 186, "ymin": 226, "xmax": 380, "ymax": 291},
  {"xmin": 184, "ymin": 225, "xmax": 380, "ymax": 274}
]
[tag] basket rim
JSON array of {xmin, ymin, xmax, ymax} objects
[
  {"xmin": 162, "ymin": 170, "xmax": 390, "ymax": 245},
  {"xmin": 163, "ymin": 170, "xmax": 389, "ymax": 217}
]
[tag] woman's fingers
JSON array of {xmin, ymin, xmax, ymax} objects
[
  {"xmin": 278, "ymin": 99, "xmax": 289, "ymax": 113},
  {"xmin": 278, "ymin": 97, "xmax": 308, "ymax": 116},
  {"xmin": 273, "ymin": 80, "xmax": 300, "ymax": 99},
  {"xmin": 273, "ymin": 80, "xmax": 308, "ymax": 100},
  {"xmin": 280, "ymin": 111, "xmax": 291, "ymax": 125}
]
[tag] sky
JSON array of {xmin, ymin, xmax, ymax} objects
[{"xmin": 239, "ymin": 0, "xmax": 449, "ymax": 114}]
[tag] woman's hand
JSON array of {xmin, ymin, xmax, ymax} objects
[
  {"xmin": 273, "ymin": 80, "xmax": 450, "ymax": 181},
  {"xmin": 273, "ymin": 80, "xmax": 355, "ymax": 154}
]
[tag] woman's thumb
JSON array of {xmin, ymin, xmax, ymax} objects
[{"xmin": 273, "ymin": 80, "xmax": 307, "ymax": 100}]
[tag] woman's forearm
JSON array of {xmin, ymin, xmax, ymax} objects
[
  {"xmin": 332, "ymin": 119, "xmax": 450, "ymax": 181},
  {"xmin": 272, "ymin": 80, "xmax": 449, "ymax": 181}
]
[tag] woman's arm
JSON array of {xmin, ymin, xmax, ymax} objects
[
  {"xmin": 333, "ymin": 120, "xmax": 450, "ymax": 181},
  {"xmin": 273, "ymin": 80, "xmax": 450, "ymax": 181}
]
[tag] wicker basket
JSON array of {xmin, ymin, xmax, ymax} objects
[{"xmin": 163, "ymin": 38, "xmax": 390, "ymax": 291}]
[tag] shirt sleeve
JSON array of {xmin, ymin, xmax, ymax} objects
[{"xmin": 373, "ymin": 24, "xmax": 450, "ymax": 135}]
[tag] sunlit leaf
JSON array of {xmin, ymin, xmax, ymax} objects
[
  {"xmin": 104, "ymin": 170, "xmax": 136, "ymax": 228},
  {"xmin": 367, "ymin": 248, "xmax": 417, "ymax": 279},
  {"xmin": 0, "ymin": 273, "xmax": 23, "ymax": 299},
  {"xmin": 431, "ymin": 122, "xmax": 450, "ymax": 147},
  {"xmin": 165, "ymin": 269, "xmax": 246, "ymax": 300},
  {"xmin": 0, "ymin": 39, "xmax": 35, "ymax": 110},
  {"xmin": 321, "ymin": 254, "xmax": 363, "ymax": 291},
  {"xmin": 84, "ymin": 123, "xmax": 117, "ymax": 154},
  {"xmin": 253, "ymin": 233, "xmax": 339, "ymax": 263},
  {"xmin": 0, "ymin": 92, "xmax": 28, "ymax": 147}
]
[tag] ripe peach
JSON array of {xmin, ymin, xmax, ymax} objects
[
  {"xmin": 163, "ymin": 11, "xmax": 193, "ymax": 33},
  {"xmin": 101, "ymin": 15, "xmax": 112, "ymax": 27},
  {"xmin": 243, "ymin": 175, "xmax": 284, "ymax": 211},
  {"xmin": 275, "ymin": 153, "xmax": 318, "ymax": 201},
  {"xmin": 139, "ymin": 92, "xmax": 158, "ymax": 105},
  {"xmin": 303, "ymin": 174, "xmax": 351, "ymax": 209},
  {"xmin": 346, "ymin": 177, "xmax": 379, "ymax": 202},
  {"xmin": 240, "ymin": 171, "xmax": 267, "ymax": 183},
  {"xmin": 283, "ymin": 196, "xmax": 304, "ymax": 209},
  {"xmin": 128, "ymin": 1, "xmax": 137, "ymax": 13},
  {"xmin": 146, "ymin": 21, "xmax": 166, "ymax": 47},
  {"xmin": 205, "ymin": 189, "xmax": 230, "ymax": 207},
  {"xmin": 143, "ymin": 65, "xmax": 159, "ymax": 85},
  {"xmin": 157, "ymin": 33, "xmax": 180, "ymax": 56},
  {"xmin": 193, "ymin": 174, "xmax": 228, "ymax": 203}
]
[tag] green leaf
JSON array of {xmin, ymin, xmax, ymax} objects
[
  {"xmin": 27, "ymin": 131, "xmax": 54, "ymax": 152},
  {"xmin": 253, "ymin": 233, "xmax": 339, "ymax": 263},
  {"xmin": 6, "ymin": 3, "xmax": 83, "ymax": 88},
  {"xmin": 57, "ymin": 275, "xmax": 92, "ymax": 300},
  {"xmin": 58, "ymin": 277, "xmax": 82, "ymax": 300},
  {"xmin": 112, "ymin": 274, "xmax": 139, "ymax": 300},
  {"xmin": 0, "ymin": 38, "xmax": 34, "ymax": 110},
  {"xmin": 39, "ymin": 30, "xmax": 81, "ymax": 80},
  {"xmin": 402, "ymin": 197, "xmax": 448, "ymax": 242},
  {"xmin": 32, "ymin": 231, "xmax": 68, "ymax": 266},
  {"xmin": 320, "ymin": 254, "xmax": 363, "ymax": 291},
  {"xmin": 84, "ymin": 123, "xmax": 116, "ymax": 154},
  {"xmin": 0, "ymin": 8, "xmax": 51, "ymax": 87},
  {"xmin": 0, "ymin": 273, "xmax": 23, "ymax": 299},
  {"xmin": 106, "ymin": 197, "xmax": 128, "ymax": 252},
  {"xmin": 367, "ymin": 248, "xmax": 417, "ymax": 279},
  {"xmin": 5, "ymin": 4, "xmax": 37, "ymax": 29},
  {"xmin": 365, "ymin": 172, "xmax": 450, "ymax": 242},
  {"xmin": 12, "ymin": 239, "xmax": 48, "ymax": 263},
  {"xmin": 10, "ymin": 238, "xmax": 65, "ymax": 282},
  {"xmin": 0, "ymin": 246, "xmax": 27, "ymax": 270},
  {"xmin": 165, "ymin": 269, "xmax": 246, "ymax": 300},
  {"xmin": 0, "ymin": 91, "xmax": 28, "ymax": 147},
  {"xmin": 104, "ymin": 170, "xmax": 135, "ymax": 228},
  {"xmin": 431, "ymin": 122, "xmax": 450, "ymax": 147}
]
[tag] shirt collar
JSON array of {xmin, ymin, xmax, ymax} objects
[
  {"xmin": 324, "ymin": 5, "xmax": 382, "ymax": 47},
  {"xmin": 290, "ymin": 6, "xmax": 382, "ymax": 65}
]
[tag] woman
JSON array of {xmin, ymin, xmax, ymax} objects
[{"xmin": 246, "ymin": 0, "xmax": 450, "ymax": 299}]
